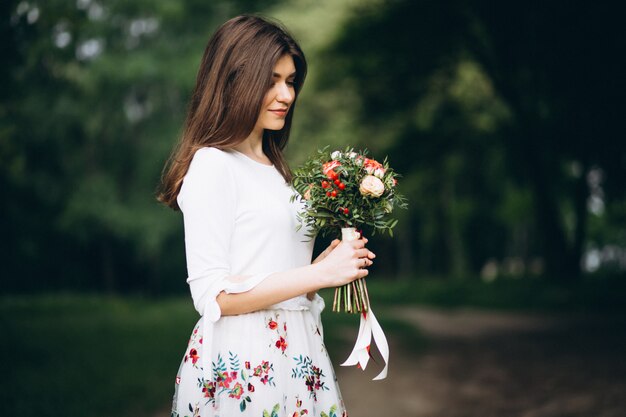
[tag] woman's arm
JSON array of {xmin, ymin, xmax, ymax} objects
[
  {"xmin": 217, "ymin": 237, "xmax": 374, "ymax": 316},
  {"xmin": 306, "ymin": 238, "xmax": 340, "ymax": 301}
]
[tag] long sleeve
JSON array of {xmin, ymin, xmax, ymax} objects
[{"xmin": 177, "ymin": 147, "xmax": 271, "ymax": 319}]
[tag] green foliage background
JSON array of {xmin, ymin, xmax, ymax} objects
[{"xmin": 1, "ymin": 0, "xmax": 625, "ymax": 296}]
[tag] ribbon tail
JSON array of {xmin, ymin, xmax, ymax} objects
[
  {"xmin": 340, "ymin": 312, "xmax": 372, "ymax": 370},
  {"xmin": 369, "ymin": 309, "xmax": 389, "ymax": 380}
]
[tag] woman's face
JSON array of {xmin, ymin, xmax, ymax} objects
[{"xmin": 254, "ymin": 54, "xmax": 296, "ymax": 132}]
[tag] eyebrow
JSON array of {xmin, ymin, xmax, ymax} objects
[{"xmin": 272, "ymin": 71, "xmax": 296, "ymax": 78}]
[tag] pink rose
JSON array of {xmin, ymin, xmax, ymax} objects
[{"xmin": 359, "ymin": 175, "xmax": 385, "ymax": 197}]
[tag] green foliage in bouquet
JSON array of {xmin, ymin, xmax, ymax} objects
[{"xmin": 290, "ymin": 146, "xmax": 408, "ymax": 239}]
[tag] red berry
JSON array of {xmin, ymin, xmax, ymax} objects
[
  {"xmin": 321, "ymin": 180, "xmax": 329, "ymax": 188},
  {"xmin": 331, "ymin": 190, "xmax": 337, "ymax": 197},
  {"xmin": 343, "ymin": 208, "xmax": 349, "ymax": 215},
  {"xmin": 338, "ymin": 182, "xmax": 346, "ymax": 190},
  {"xmin": 334, "ymin": 179, "xmax": 341, "ymax": 185},
  {"xmin": 326, "ymin": 191, "xmax": 331, "ymax": 197}
]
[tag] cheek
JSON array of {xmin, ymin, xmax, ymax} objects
[{"xmin": 262, "ymin": 88, "xmax": 275, "ymax": 107}]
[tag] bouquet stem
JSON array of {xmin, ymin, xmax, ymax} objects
[{"xmin": 333, "ymin": 227, "xmax": 370, "ymax": 313}]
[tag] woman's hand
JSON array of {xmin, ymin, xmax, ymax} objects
[
  {"xmin": 316, "ymin": 236, "xmax": 376, "ymax": 288},
  {"xmin": 312, "ymin": 239, "xmax": 340, "ymax": 264}
]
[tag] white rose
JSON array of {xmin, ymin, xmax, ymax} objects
[
  {"xmin": 359, "ymin": 175, "xmax": 385, "ymax": 198},
  {"xmin": 331, "ymin": 150, "xmax": 342, "ymax": 159},
  {"xmin": 374, "ymin": 168, "xmax": 385, "ymax": 178},
  {"xmin": 348, "ymin": 151, "xmax": 358, "ymax": 159}
]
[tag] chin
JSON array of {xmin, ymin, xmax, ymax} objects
[{"xmin": 265, "ymin": 122, "xmax": 286, "ymax": 131}]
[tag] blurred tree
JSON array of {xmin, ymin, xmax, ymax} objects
[
  {"xmin": 316, "ymin": 0, "xmax": 626, "ymax": 281},
  {"xmin": 0, "ymin": 0, "xmax": 280, "ymax": 293},
  {"xmin": 2, "ymin": 0, "xmax": 624, "ymax": 294}
]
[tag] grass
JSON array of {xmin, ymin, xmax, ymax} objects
[
  {"xmin": 0, "ymin": 294, "xmax": 198, "ymax": 417},
  {"xmin": 364, "ymin": 274, "xmax": 626, "ymax": 313},
  {"xmin": 2, "ymin": 275, "xmax": 622, "ymax": 416},
  {"xmin": 0, "ymin": 292, "xmax": 424, "ymax": 417}
]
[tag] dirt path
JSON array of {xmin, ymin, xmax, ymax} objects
[{"xmin": 335, "ymin": 307, "xmax": 626, "ymax": 417}]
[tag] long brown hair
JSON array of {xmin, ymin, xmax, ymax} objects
[{"xmin": 156, "ymin": 14, "xmax": 307, "ymax": 210}]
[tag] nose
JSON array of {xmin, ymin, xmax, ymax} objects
[{"xmin": 276, "ymin": 82, "xmax": 293, "ymax": 104}]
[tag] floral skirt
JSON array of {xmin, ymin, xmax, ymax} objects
[{"xmin": 170, "ymin": 308, "xmax": 347, "ymax": 417}]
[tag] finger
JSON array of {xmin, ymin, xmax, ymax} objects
[
  {"xmin": 358, "ymin": 268, "xmax": 369, "ymax": 279},
  {"xmin": 367, "ymin": 250, "xmax": 376, "ymax": 259},
  {"xmin": 354, "ymin": 248, "xmax": 370, "ymax": 258},
  {"xmin": 351, "ymin": 239, "xmax": 366, "ymax": 249},
  {"xmin": 325, "ymin": 239, "xmax": 341, "ymax": 253}
]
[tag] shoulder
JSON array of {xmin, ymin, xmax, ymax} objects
[
  {"xmin": 178, "ymin": 147, "xmax": 237, "ymax": 209},
  {"xmin": 190, "ymin": 146, "xmax": 234, "ymax": 168},
  {"xmin": 186, "ymin": 147, "xmax": 238, "ymax": 179}
]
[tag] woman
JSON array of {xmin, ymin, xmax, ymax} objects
[{"xmin": 157, "ymin": 14, "xmax": 374, "ymax": 417}]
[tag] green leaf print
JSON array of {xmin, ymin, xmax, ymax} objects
[
  {"xmin": 320, "ymin": 405, "xmax": 339, "ymax": 417},
  {"xmin": 262, "ymin": 403, "xmax": 280, "ymax": 417},
  {"xmin": 213, "ymin": 353, "xmax": 227, "ymax": 377},
  {"xmin": 229, "ymin": 351, "xmax": 240, "ymax": 370}
]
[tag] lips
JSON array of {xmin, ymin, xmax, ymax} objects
[{"xmin": 269, "ymin": 108, "xmax": 288, "ymax": 117}]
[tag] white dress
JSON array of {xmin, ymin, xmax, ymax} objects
[{"xmin": 170, "ymin": 147, "xmax": 347, "ymax": 417}]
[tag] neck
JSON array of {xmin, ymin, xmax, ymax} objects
[{"xmin": 234, "ymin": 127, "xmax": 265, "ymax": 157}]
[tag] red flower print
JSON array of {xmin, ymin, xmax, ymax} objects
[
  {"xmin": 245, "ymin": 361, "xmax": 251, "ymax": 369},
  {"xmin": 296, "ymin": 399, "xmax": 302, "ymax": 408},
  {"xmin": 284, "ymin": 322, "xmax": 287, "ymax": 331},
  {"xmin": 253, "ymin": 365, "xmax": 263, "ymax": 377},
  {"xmin": 229, "ymin": 382, "xmax": 244, "ymax": 400},
  {"xmin": 292, "ymin": 413, "xmax": 298, "ymax": 417},
  {"xmin": 217, "ymin": 371, "xmax": 232, "ymax": 389},
  {"xmin": 248, "ymin": 383, "xmax": 255, "ymax": 392},
  {"xmin": 202, "ymin": 381, "xmax": 216, "ymax": 399},
  {"xmin": 199, "ymin": 337, "xmax": 203, "ymax": 344},
  {"xmin": 305, "ymin": 376, "xmax": 315, "ymax": 392},
  {"xmin": 262, "ymin": 360, "xmax": 271, "ymax": 374},
  {"xmin": 268, "ymin": 319, "xmax": 278, "ymax": 330},
  {"xmin": 301, "ymin": 411, "xmax": 308, "ymax": 415},
  {"xmin": 260, "ymin": 375, "xmax": 269, "ymax": 385},
  {"xmin": 189, "ymin": 348, "xmax": 199, "ymax": 364},
  {"xmin": 275, "ymin": 336, "xmax": 288, "ymax": 352},
  {"xmin": 184, "ymin": 355, "xmax": 188, "ymax": 363}
]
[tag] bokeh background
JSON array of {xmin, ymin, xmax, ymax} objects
[{"xmin": 2, "ymin": 1, "xmax": 625, "ymax": 416}]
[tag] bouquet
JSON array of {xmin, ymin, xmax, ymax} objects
[
  {"xmin": 290, "ymin": 146, "xmax": 408, "ymax": 380},
  {"xmin": 290, "ymin": 146, "xmax": 408, "ymax": 313}
]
